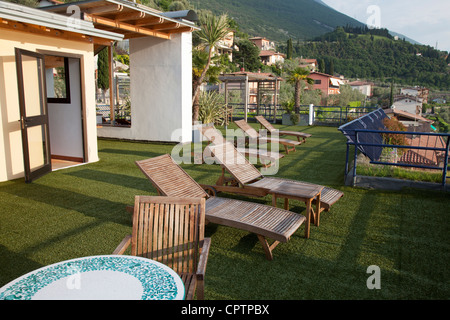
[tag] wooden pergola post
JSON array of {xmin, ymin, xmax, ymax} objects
[
  {"xmin": 273, "ymin": 78, "xmax": 278, "ymax": 123},
  {"xmin": 256, "ymin": 81, "xmax": 260, "ymax": 116},
  {"xmin": 224, "ymin": 81, "xmax": 228, "ymax": 129},
  {"xmin": 244, "ymin": 73, "xmax": 249, "ymax": 122},
  {"xmin": 108, "ymin": 44, "xmax": 115, "ymax": 125}
]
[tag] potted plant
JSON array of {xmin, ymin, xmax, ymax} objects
[{"xmin": 282, "ymin": 100, "xmax": 300, "ymax": 125}]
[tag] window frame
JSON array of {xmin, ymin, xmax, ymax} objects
[{"xmin": 46, "ymin": 56, "xmax": 71, "ymax": 104}]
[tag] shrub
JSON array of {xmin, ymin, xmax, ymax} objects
[{"xmin": 198, "ymin": 91, "xmax": 226, "ymax": 125}]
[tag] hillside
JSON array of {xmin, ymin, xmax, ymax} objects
[
  {"xmin": 190, "ymin": 0, "xmax": 365, "ymax": 42},
  {"xmin": 286, "ymin": 28, "xmax": 450, "ymax": 89}
]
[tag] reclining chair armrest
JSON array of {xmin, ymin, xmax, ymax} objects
[
  {"xmin": 112, "ymin": 235, "xmax": 132, "ymax": 255},
  {"xmin": 196, "ymin": 237, "xmax": 211, "ymax": 280}
]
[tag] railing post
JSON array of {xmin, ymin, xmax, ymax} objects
[
  {"xmin": 345, "ymin": 142, "xmax": 350, "ymax": 182},
  {"xmin": 309, "ymin": 104, "xmax": 314, "ymax": 125},
  {"xmin": 352, "ymin": 131, "xmax": 358, "ymax": 186},
  {"xmin": 443, "ymin": 136, "xmax": 450, "ymax": 189}
]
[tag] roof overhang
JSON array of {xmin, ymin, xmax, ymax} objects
[
  {"xmin": 40, "ymin": 0, "xmax": 199, "ymax": 40},
  {"xmin": 0, "ymin": 0, "xmax": 123, "ymax": 45}
]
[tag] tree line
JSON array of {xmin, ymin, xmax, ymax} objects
[{"xmin": 279, "ymin": 27, "xmax": 450, "ymax": 89}]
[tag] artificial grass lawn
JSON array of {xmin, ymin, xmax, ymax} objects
[{"xmin": 0, "ymin": 124, "xmax": 449, "ymax": 299}]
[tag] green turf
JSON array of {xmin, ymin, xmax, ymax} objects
[{"xmin": 0, "ymin": 124, "xmax": 449, "ymax": 299}]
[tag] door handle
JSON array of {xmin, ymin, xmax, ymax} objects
[{"xmin": 19, "ymin": 116, "xmax": 30, "ymax": 129}]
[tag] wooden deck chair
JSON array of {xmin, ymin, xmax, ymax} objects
[
  {"xmin": 134, "ymin": 154, "xmax": 306, "ymax": 261},
  {"xmin": 199, "ymin": 124, "xmax": 284, "ymax": 168},
  {"xmin": 234, "ymin": 119, "xmax": 301, "ymax": 154},
  {"xmin": 255, "ymin": 115, "xmax": 312, "ymax": 143},
  {"xmin": 205, "ymin": 142, "xmax": 344, "ymax": 238},
  {"xmin": 113, "ymin": 196, "xmax": 210, "ymax": 300}
]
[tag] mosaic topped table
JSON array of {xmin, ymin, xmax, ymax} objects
[{"xmin": 0, "ymin": 255, "xmax": 185, "ymax": 300}]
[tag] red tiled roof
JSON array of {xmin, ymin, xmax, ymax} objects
[{"xmin": 399, "ymin": 135, "xmax": 446, "ymax": 166}]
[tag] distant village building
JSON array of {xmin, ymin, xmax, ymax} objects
[
  {"xmin": 400, "ymin": 86, "xmax": 429, "ymax": 103},
  {"xmin": 392, "ymin": 94, "xmax": 423, "ymax": 116},
  {"xmin": 384, "ymin": 108, "xmax": 433, "ymax": 132},
  {"xmin": 298, "ymin": 58, "xmax": 317, "ymax": 71},
  {"xmin": 249, "ymin": 37, "xmax": 276, "ymax": 51},
  {"xmin": 348, "ymin": 80, "xmax": 373, "ymax": 97},
  {"xmin": 216, "ymin": 30, "xmax": 236, "ymax": 61},
  {"xmin": 308, "ymin": 71, "xmax": 344, "ymax": 95},
  {"xmin": 259, "ymin": 50, "xmax": 285, "ymax": 66},
  {"xmin": 249, "ymin": 36, "xmax": 285, "ymax": 66},
  {"xmin": 432, "ymin": 98, "xmax": 446, "ymax": 104}
]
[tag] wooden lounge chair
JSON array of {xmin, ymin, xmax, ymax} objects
[
  {"xmin": 113, "ymin": 196, "xmax": 210, "ymax": 300},
  {"xmin": 134, "ymin": 154, "xmax": 307, "ymax": 260},
  {"xmin": 234, "ymin": 119, "xmax": 301, "ymax": 154},
  {"xmin": 204, "ymin": 142, "xmax": 344, "ymax": 238},
  {"xmin": 255, "ymin": 115, "xmax": 312, "ymax": 143},
  {"xmin": 199, "ymin": 124, "xmax": 284, "ymax": 168}
]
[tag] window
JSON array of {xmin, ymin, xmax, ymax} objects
[
  {"xmin": 314, "ymin": 80, "xmax": 322, "ymax": 84},
  {"xmin": 45, "ymin": 55, "xmax": 71, "ymax": 103}
]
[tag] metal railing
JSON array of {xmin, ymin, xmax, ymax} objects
[
  {"xmin": 312, "ymin": 106, "xmax": 377, "ymax": 126},
  {"xmin": 345, "ymin": 129, "xmax": 450, "ymax": 188},
  {"xmin": 227, "ymin": 103, "xmax": 377, "ymax": 125}
]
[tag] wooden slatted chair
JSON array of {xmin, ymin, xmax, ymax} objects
[
  {"xmin": 204, "ymin": 142, "xmax": 344, "ymax": 237},
  {"xmin": 234, "ymin": 119, "xmax": 301, "ymax": 154},
  {"xmin": 134, "ymin": 154, "xmax": 306, "ymax": 261},
  {"xmin": 255, "ymin": 115, "xmax": 312, "ymax": 143},
  {"xmin": 199, "ymin": 124, "xmax": 284, "ymax": 168},
  {"xmin": 113, "ymin": 196, "xmax": 211, "ymax": 300}
]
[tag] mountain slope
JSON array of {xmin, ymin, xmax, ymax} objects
[{"xmin": 192, "ymin": 0, "xmax": 364, "ymax": 42}]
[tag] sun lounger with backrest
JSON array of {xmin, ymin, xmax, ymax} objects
[
  {"xmin": 203, "ymin": 142, "xmax": 344, "ymax": 237},
  {"xmin": 234, "ymin": 119, "xmax": 301, "ymax": 154},
  {"xmin": 255, "ymin": 115, "xmax": 312, "ymax": 143},
  {"xmin": 199, "ymin": 124, "xmax": 284, "ymax": 168},
  {"xmin": 135, "ymin": 154, "xmax": 306, "ymax": 260}
]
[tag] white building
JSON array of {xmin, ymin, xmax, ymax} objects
[
  {"xmin": 392, "ymin": 95, "xmax": 423, "ymax": 116},
  {"xmin": 0, "ymin": 0, "xmax": 198, "ymax": 183},
  {"xmin": 42, "ymin": 0, "xmax": 199, "ymax": 145},
  {"xmin": 349, "ymin": 81, "xmax": 373, "ymax": 97}
]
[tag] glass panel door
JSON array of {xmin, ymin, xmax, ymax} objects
[{"xmin": 15, "ymin": 48, "xmax": 52, "ymax": 183}]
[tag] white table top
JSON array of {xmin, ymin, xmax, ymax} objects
[{"xmin": 0, "ymin": 255, "xmax": 185, "ymax": 300}]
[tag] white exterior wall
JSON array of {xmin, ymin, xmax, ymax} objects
[
  {"xmin": 0, "ymin": 29, "xmax": 98, "ymax": 182},
  {"xmin": 97, "ymin": 32, "xmax": 193, "ymax": 143},
  {"xmin": 392, "ymin": 99, "xmax": 422, "ymax": 115}
]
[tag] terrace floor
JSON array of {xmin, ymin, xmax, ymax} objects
[{"xmin": 0, "ymin": 124, "xmax": 449, "ymax": 299}]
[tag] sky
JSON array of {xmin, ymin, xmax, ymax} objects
[{"xmin": 321, "ymin": 0, "xmax": 450, "ymax": 52}]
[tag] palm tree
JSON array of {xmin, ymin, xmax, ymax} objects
[
  {"xmin": 192, "ymin": 13, "xmax": 229, "ymax": 123},
  {"xmin": 287, "ymin": 67, "xmax": 314, "ymax": 113}
]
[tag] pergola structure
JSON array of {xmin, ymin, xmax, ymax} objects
[
  {"xmin": 41, "ymin": 0, "xmax": 198, "ymax": 127},
  {"xmin": 219, "ymin": 71, "xmax": 282, "ymax": 123}
]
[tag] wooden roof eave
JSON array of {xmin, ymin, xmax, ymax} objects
[
  {"xmin": 0, "ymin": 17, "xmax": 116, "ymax": 46},
  {"xmin": 40, "ymin": 0, "xmax": 199, "ymax": 40},
  {"xmin": 83, "ymin": 13, "xmax": 171, "ymax": 39}
]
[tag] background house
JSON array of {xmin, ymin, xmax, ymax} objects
[
  {"xmin": 299, "ymin": 58, "xmax": 318, "ymax": 71},
  {"xmin": 401, "ymin": 87, "xmax": 429, "ymax": 103},
  {"xmin": 385, "ymin": 108, "xmax": 434, "ymax": 132},
  {"xmin": 349, "ymin": 80, "xmax": 373, "ymax": 97},
  {"xmin": 249, "ymin": 37, "xmax": 276, "ymax": 51},
  {"xmin": 392, "ymin": 94, "xmax": 423, "ymax": 116},
  {"xmin": 308, "ymin": 71, "xmax": 343, "ymax": 95},
  {"xmin": 259, "ymin": 50, "xmax": 285, "ymax": 66},
  {"xmin": 216, "ymin": 30, "xmax": 235, "ymax": 61}
]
